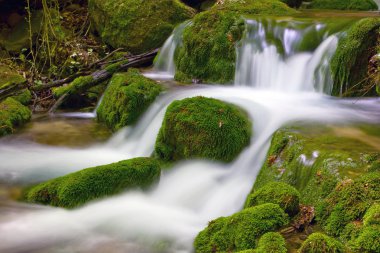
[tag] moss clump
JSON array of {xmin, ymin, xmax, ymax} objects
[
  {"xmin": 0, "ymin": 65, "xmax": 26, "ymax": 89},
  {"xmin": 24, "ymin": 157, "xmax": 161, "ymax": 208},
  {"xmin": 255, "ymin": 232, "xmax": 287, "ymax": 253},
  {"xmin": 363, "ymin": 204, "xmax": 380, "ymax": 227},
  {"xmin": 11, "ymin": 89, "xmax": 32, "ymax": 105},
  {"xmin": 194, "ymin": 203, "xmax": 289, "ymax": 252},
  {"xmin": 53, "ymin": 75, "xmax": 94, "ymax": 98},
  {"xmin": 88, "ymin": 0, "xmax": 195, "ymax": 54},
  {"xmin": 351, "ymin": 224, "xmax": 380, "ymax": 252},
  {"xmin": 174, "ymin": 0, "xmax": 295, "ymax": 84},
  {"xmin": 0, "ymin": 97, "xmax": 31, "ymax": 137},
  {"xmin": 299, "ymin": 233, "xmax": 345, "ymax": 253},
  {"xmin": 245, "ymin": 182, "xmax": 300, "ymax": 216},
  {"xmin": 331, "ymin": 18, "xmax": 380, "ymax": 97},
  {"xmin": 310, "ymin": 0, "xmax": 378, "ymax": 11},
  {"xmin": 317, "ymin": 172, "xmax": 380, "ymax": 237},
  {"xmin": 97, "ymin": 69, "xmax": 163, "ymax": 131},
  {"xmin": 155, "ymin": 96, "xmax": 252, "ymax": 163}
]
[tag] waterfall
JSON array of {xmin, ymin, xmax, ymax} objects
[
  {"xmin": 234, "ymin": 18, "xmax": 348, "ymax": 93},
  {"xmin": 144, "ymin": 21, "xmax": 191, "ymax": 80}
]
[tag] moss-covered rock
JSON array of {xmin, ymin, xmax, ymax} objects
[
  {"xmin": 96, "ymin": 69, "xmax": 163, "ymax": 131},
  {"xmin": 364, "ymin": 204, "xmax": 380, "ymax": 227},
  {"xmin": 317, "ymin": 172, "xmax": 380, "ymax": 237},
  {"xmin": 174, "ymin": 0, "xmax": 296, "ymax": 84},
  {"xmin": 331, "ymin": 18, "xmax": 380, "ymax": 97},
  {"xmin": 255, "ymin": 232, "xmax": 287, "ymax": 253},
  {"xmin": 310, "ymin": 0, "xmax": 378, "ymax": 11},
  {"xmin": 351, "ymin": 224, "xmax": 380, "ymax": 252},
  {"xmin": 0, "ymin": 97, "xmax": 31, "ymax": 137},
  {"xmin": 24, "ymin": 157, "xmax": 161, "ymax": 208},
  {"xmin": 0, "ymin": 65, "xmax": 26, "ymax": 88},
  {"xmin": 88, "ymin": 0, "xmax": 195, "ymax": 54},
  {"xmin": 254, "ymin": 125, "xmax": 380, "ymax": 208},
  {"xmin": 298, "ymin": 233, "xmax": 345, "ymax": 253},
  {"xmin": 155, "ymin": 96, "xmax": 252, "ymax": 163},
  {"xmin": 194, "ymin": 203, "xmax": 289, "ymax": 252},
  {"xmin": 245, "ymin": 182, "xmax": 300, "ymax": 216}
]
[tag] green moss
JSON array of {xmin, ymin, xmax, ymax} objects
[
  {"xmin": 254, "ymin": 125, "xmax": 380, "ymax": 208},
  {"xmin": 174, "ymin": 0, "xmax": 296, "ymax": 84},
  {"xmin": 155, "ymin": 96, "xmax": 252, "ymax": 163},
  {"xmin": 317, "ymin": 172, "xmax": 380, "ymax": 237},
  {"xmin": 255, "ymin": 232, "xmax": 287, "ymax": 253},
  {"xmin": 298, "ymin": 233, "xmax": 345, "ymax": 253},
  {"xmin": 11, "ymin": 89, "xmax": 32, "ymax": 105},
  {"xmin": 351, "ymin": 225, "xmax": 380, "ymax": 252},
  {"xmin": 0, "ymin": 97, "xmax": 31, "ymax": 137},
  {"xmin": 310, "ymin": 0, "xmax": 378, "ymax": 10},
  {"xmin": 96, "ymin": 69, "xmax": 163, "ymax": 131},
  {"xmin": 331, "ymin": 18, "xmax": 380, "ymax": 97},
  {"xmin": 245, "ymin": 182, "xmax": 300, "ymax": 216},
  {"xmin": 364, "ymin": 204, "xmax": 380, "ymax": 226},
  {"xmin": 53, "ymin": 75, "xmax": 94, "ymax": 98},
  {"xmin": 88, "ymin": 0, "xmax": 195, "ymax": 54},
  {"xmin": 0, "ymin": 65, "xmax": 26, "ymax": 89},
  {"xmin": 24, "ymin": 157, "xmax": 161, "ymax": 208},
  {"xmin": 194, "ymin": 203, "xmax": 289, "ymax": 252}
]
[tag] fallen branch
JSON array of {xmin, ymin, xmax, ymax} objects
[
  {"xmin": 0, "ymin": 81, "xmax": 28, "ymax": 102},
  {"xmin": 49, "ymin": 48, "xmax": 159, "ymax": 111}
]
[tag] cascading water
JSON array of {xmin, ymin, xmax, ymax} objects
[
  {"xmin": 144, "ymin": 22, "xmax": 191, "ymax": 80},
  {"xmin": 0, "ymin": 16, "xmax": 379, "ymax": 253},
  {"xmin": 234, "ymin": 18, "xmax": 350, "ymax": 93}
]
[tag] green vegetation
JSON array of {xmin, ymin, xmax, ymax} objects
[
  {"xmin": 254, "ymin": 232, "xmax": 287, "ymax": 253},
  {"xmin": 11, "ymin": 89, "xmax": 32, "ymax": 105},
  {"xmin": 317, "ymin": 172, "xmax": 380, "ymax": 236},
  {"xmin": 0, "ymin": 65, "xmax": 26, "ymax": 88},
  {"xmin": 97, "ymin": 69, "xmax": 163, "ymax": 131},
  {"xmin": 194, "ymin": 203, "xmax": 289, "ymax": 252},
  {"xmin": 88, "ymin": 0, "xmax": 195, "ymax": 54},
  {"xmin": 253, "ymin": 125, "xmax": 380, "ymax": 207},
  {"xmin": 52, "ymin": 75, "xmax": 94, "ymax": 98},
  {"xmin": 331, "ymin": 18, "xmax": 380, "ymax": 97},
  {"xmin": 24, "ymin": 157, "xmax": 161, "ymax": 208},
  {"xmin": 298, "ymin": 233, "xmax": 345, "ymax": 253},
  {"xmin": 310, "ymin": 0, "xmax": 378, "ymax": 11},
  {"xmin": 155, "ymin": 96, "xmax": 252, "ymax": 163},
  {"xmin": 245, "ymin": 182, "xmax": 300, "ymax": 216},
  {"xmin": 174, "ymin": 0, "xmax": 296, "ymax": 84},
  {"xmin": 0, "ymin": 97, "xmax": 31, "ymax": 137}
]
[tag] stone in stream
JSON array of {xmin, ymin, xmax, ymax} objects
[
  {"xmin": 24, "ymin": 157, "xmax": 161, "ymax": 209},
  {"xmin": 174, "ymin": 0, "xmax": 296, "ymax": 84},
  {"xmin": 96, "ymin": 68, "xmax": 164, "ymax": 131},
  {"xmin": 298, "ymin": 233, "xmax": 345, "ymax": 253},
  {"xmin": 155, "ymin": 96, "xmax": 252, "ymax": 163},
  {"xmin": 194, "ymin": 203, "xmax": 289, "ymax": 252},
  {"xmin": 0, "ymin": 97, "xmax": 31, "ymax": 137},
  {"xmin": 88, "ymin": 0, "xmax": 196, "ymax": 54},
  {"xmin": 308, "ymin": 0, "xmax": 378, "ymax": 10}
]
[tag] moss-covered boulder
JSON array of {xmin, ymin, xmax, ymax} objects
[
  {"xmin": 155, "ymin": 96, "xmax": 252, "ymax": 163},
  {"xmin": 331, "ymin": 18, "xmax": 380, "ymax": 97},
  {"xmin": 310, "ymin": 0, "xmax": 378, "ymax": 11},
  {"xmin": 0, "ymin": 65, "xmax": 25, "ymax": 88},
  {"xmin": 88, "ymin": 0, "xmax": 195, "ymax": 54},
  {"xmin": 255, "ymin": 232, "xmax": 287, "ymax": 253},
  {"xmin": 97, "ymin": 69, "xmax": 163, "ymax": 131},
  {"xmin": 194, "ymin": 203, "xmax": 289, "ymax": 252},
  {"xmin": 317, "ymin": 172, "xmax": 380, "ymax": 237},
  {"xmin": 0, "ymin": 97, "xmax": 31, "ymax": 137},
  {"xmin": 174, "ymin": 0, "xmax": 296, "ymax": 84},
  {"xmin": 298, "ymin": 233, "xmax": 345, "ymax": 253},
  {"xmin": 245, "ymin": 182, "xmax": 300, "ymax": 216},
  {"xmin": 24, "ymin": 157, "xmax": 161, "ymax": 208},
  {"xmin": 254, "ymin": 124, "xmax": 380, "ymax": 208}
]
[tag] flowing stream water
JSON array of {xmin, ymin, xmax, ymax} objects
[{"xmin": 0, "ymin": 15, "xmax": 380, "ymax": 253}]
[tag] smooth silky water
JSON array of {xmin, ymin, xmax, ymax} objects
[{"xmin": 0, "ymin": 14, "xmax": 380, "ymax": 253}]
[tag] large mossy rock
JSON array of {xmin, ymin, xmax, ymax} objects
[
  {"xmin": 88, "ymin": 0, "xmax": 195, "ymax": 54},
  {"xmin": 254, "ymin": 124, "xmax": 380, "ymax": 207},
  {"xmin": 24, "ymin": 157, "xmax": 161, "ymax": 208},
  {"xmin": 174, "ymin": 0, "xmax": 296, "ymax": 84},
  {"xmin": 331, "ymin": 18, "xmax": 380, "ymax": 97},
  {"xmin": 155, "ymin": 96, "xmax": 252, "ymax": 163},
  {"xmin": 245, "ymin": 182, "xmax": 300, "ymax": 216},
  {"xmin": 299, "ymin": 233, "xmax": 345, "ymax": 253},
  {"xmin": 96, "ymin": 69, "xmax": 164, "ymax": 131},
  {"xmin": 0, "ymin": 97, "xmax": 31, "ymax": 137},
  {"xmin": 194, "ymin": 203, "xmax": 289, "ymax": 252},
  {"xmin": 310, "ymin": 0, "xmax": 378, "ymax": 10}
]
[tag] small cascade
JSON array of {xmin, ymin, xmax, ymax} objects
[
  {"xmin": 145, "ymin": 21, "xmax": 190, "ymax": 79},
  {"xmin": 234, "ymin": 18, "xmax": 348, "ymax": 93}
]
